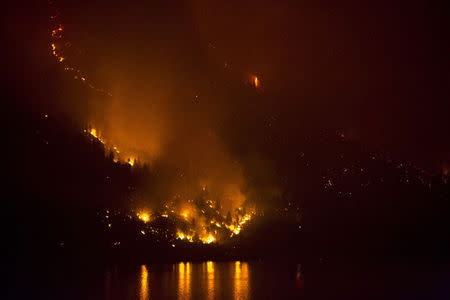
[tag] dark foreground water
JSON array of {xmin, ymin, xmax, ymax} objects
[{"xmin": 8, "ymin": 261, "xmax": 450, "ymax": 299}]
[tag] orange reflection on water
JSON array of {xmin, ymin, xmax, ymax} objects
[
  {"xmin": 234, "ymin": 261, "xmax": 249, "ymax": 300},
  {"xmin": 178, "ymin": 262, "xmax": 192, "ymax": 300},
  {"xmin": 206, "ymin": 261, "xmax": 215, "ymax": 300},
  {"xmin": 140, "ymin": 265, "xmax": 149, "ymax": 300}
]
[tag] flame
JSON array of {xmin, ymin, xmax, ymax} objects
[
  {"xmin": 127, "ymin": 157, "xmax": 136, "ymax": 166},
  {"xmin": 137, "ymin": 211, "xmax": 151, "ymax": 223},
  {"xmin": 86, "ymin": 127, "xmax": 138, "ymax": 165},
  {"xmin": 174, "ymin": 204, "xmax": 254, "ymax": 244},
  {"xmin": 88, "ymin": 127, "xmax": 106, "ymax": 144},
  {"xmin": 47, "ymin": 3, "xmax": 112, "ymax": 96},
  {"xmin": 177, "ymin": 232, "xmax": 193, "ymax": 242},
  {"xmin": 226, "ymin": 224, "xmax": 241, "ymax": 235},
  {"xmin": 47, "ymin": 1, "xmax": 259, "ymax": 243},
  {"xmin": 90, "ymin": 128, "xmax": 98, "ymax": 138},
  {"xmin": 224, "ymin": 211, "xmax": 253, "ymax": 235},
  {"xmin": 201, "ymin": 234, "xmax": 216, "ymax": 244},
  {"xmin": 181, "ymin": 210, "xmax": 190, "ymax": 219},
  {"xmin": 251, "ymin": 75, "xmax": 260, "ymax": 87}
]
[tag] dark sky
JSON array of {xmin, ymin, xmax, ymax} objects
[{"xmin": 3, "ymin": 0, "xmax": 450, "ymax": 175}]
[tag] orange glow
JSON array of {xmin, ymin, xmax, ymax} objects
[
  {"xmin": 90, "ymin": 128, "xmax": 98, "ymax": 138},
  {"xmin": 173, "ymin": 207, "xmax": 255, "ymax": 244},
  {"xmin": 140, "ymin": 265, "xmax": 149, "ymax": 300},
  {"xmin": 137, "ymin": 211, "xmax": 151, "ymax": 223},
  {"xmin": 47, "ymin": 1, "xmax": 262, "ymax": 242},
  {"xmin": 234, "ymin": 261, "xmax": 249, "ymax": 300},
  {"xmin": 226, "ymin": 223, "xmax": 242, "ymax": 235},
  {"xmin": 206, "ymin": 261, "xmax": 215, "ymax": 300},
  {"xmin": 48, "ymin": 11, "xmax": 112, "ymax": 96},
  {"xmin": 251, "ymin": 75, "xmax": 260, "ymax": 87},
  {"xmin": 201, "ymin": 234, "xmax": 216, "ymax": 244},
  {"xmin": 88, "ymin": 128, "xmax": 106, "ymax": 144},
  {"xmin": 181, "ymin": 210, "xmax": 190, "ymax": 219},
  {"xmin": 178, "ymin": 262, "xmax": 191, "ymax": 298},
  {"xmin": 127, "ymin": 157, "xmax": 136, "ymax": 166},
  {"xmin": 176, "ymin": 231, "xmax": 193, "ymax": 242},
  {"xmin": 225, "ymin": 211, "xmax": 253, "ymax": 235},
  {"xmin": 86, "ymin": 127, "xmax": 139, "ymax": 165}
]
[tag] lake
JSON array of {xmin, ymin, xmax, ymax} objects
[{"xmin": 8, "ymin": 261, "xmax": 450, "ymax": 299}]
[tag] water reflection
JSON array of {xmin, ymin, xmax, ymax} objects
[
  {"xmin": 234, "ymin": 261, "xmax": 249, "ymax": 300},
  {"xmin": 206, "ymin": 261, "xmax": 215, "ymax": 300},
  {"xmin": 137, "ymin": 261, "xmax": 250, "ymax": 300},
  {"xmin": 140, "ymin": 265, "xmax": 149, "ymax": 300},
  {"xmin": 177, "ymin": 262, "xmax": 192, "ymax": 300},
  {"xmin": 13, "ymin": 261, "xmax": 443, "ymax": 300}
]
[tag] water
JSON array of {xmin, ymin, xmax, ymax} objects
[{"xmin": 8, "ymin": 261, "xmax": 450, "ymax": 299}]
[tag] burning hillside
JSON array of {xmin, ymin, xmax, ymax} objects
[{"xmin": 45, "ymin": 0, "xmax": 271, "ymax": 243}]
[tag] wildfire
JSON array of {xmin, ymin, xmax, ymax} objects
[
  {"xmin": 226, "ymin": 224, "xmax": 241, "ymax": 235},
  {"xmin": 127, "ymin": 157, "xmax": 136, "ymax": 166},
  {"xmin": 48, "ymin": 1, "xmax": 259, "ymax": 245},
  {"xmin": 90, "ymin": 128, "xmax": 98, "ymax": 138},
  {"xmin": 251, "ymin": 75, "xmax": 260, "ymax": 88},
  {"xmin": 48, "ymin": 2, "xmax": 112, "ymax": 96},
  {"xmin": 175, "ymin": 203, "xmax": 255, "ymax": 244},
  {"xmin": 225, "ymin": 212, "xmax": 253, "ymax": 235},
  {"xmin": 87, "ymin": 128, "xmax": 106, "ymax": 145},
  {"xmin": 120, "ymin": 199, "xmax": 255, "ymax": 244},
  {"xmin": 137, "ymin": 211, "xmax": 151, "ymax": 223},
  {"xmin": 86, "ymin": 127, "xmax": 138, "ymax": 166},
  {"xmin": 176, "ymin": 232, "xmax": 193, "ymax": 242},
  {"xmin": 201, "ymin": 234, "xmax": 216, "ymax": 244},
  {"xmin": 181, "ymin": 211, "xmax": 189, "ymax": 219}
]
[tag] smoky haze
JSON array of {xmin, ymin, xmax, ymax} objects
[
  {"xmin": 54, "ymin": 0, "xmax": 450, "ymax": 209},
  {"xmin": 60, "ymin": 0, "xmax": 449, "ymax": 167},
  {"xmin": 51, "ymin": 0, "xmax": 286, "ymax": 214},
  {"xmin": 4, "ymin": 0, "xmax": 448, "ymax": 214}
]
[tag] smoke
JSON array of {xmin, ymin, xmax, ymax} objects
[
  {"xmin": 48, "ymin": 0, "xmax": 281, "ymax": 215},
  {"xmin": 39, "ymin": 0, "xmax": 449, "ymax": 218}
]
